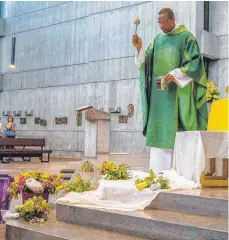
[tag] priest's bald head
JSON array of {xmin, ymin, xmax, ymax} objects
[{"xmin": 158, "ymin": 8, "xmax": 176, "ymax": 33}]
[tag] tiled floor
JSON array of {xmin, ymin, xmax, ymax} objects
[
  {"xmin": 0, "ymin": 157, "xmax": 81, "ymax": 177},
  {"xmin": 0, "ymin": 157, "xmax": 81, "ymax": 240}
]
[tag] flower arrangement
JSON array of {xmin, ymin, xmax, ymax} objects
[
  {"xmin": 99, "ymin": 160, "xmax": 130, "ymax": 180},
  {"xmin": 9, "ymin": 170, "xmax": 66, "ymax": 199},
  {"xmin": 80, "ymin": 161, "xmax": 94, "ymax": 172},
  {"xmin": 206, "ymin": 81, "xmax": 220, "ymax": 102},
  {"xmin": 135, "ymin": 170, "xmax": 170, "ymax": 190},
  {"xmin": 65, "ymin": 175, "xmax": 95, "ymax": 193},
  {"xmin": 15, "ymin": 196, "xmax": 51, "ymax": 223}
]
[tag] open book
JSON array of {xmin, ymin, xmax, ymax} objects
[{"xmin": 76, "ymin": 105, "xmax": 93, "ymax": 112}]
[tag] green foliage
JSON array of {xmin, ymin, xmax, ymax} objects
[
  {"xmin": 98, "ymin": 160, "xmax": 130, "ymax": 180},
  {"xmin": 15, "ymin": 196, "xmax": 51, "ymax": 223},
  {"xmin": 135, "ymin": 170, "xmax": 170, "ymax": 190},
  {"xmin": 98, "ymin": 160, "xmax": 116, "ymax": 175},
  {"xmin": 157, "ymin": 176, "xmax": 170, "ymax": 189},
  {"xmin": 66, "ymin": 175, "xmax": 95, "ymax": 193},
  {"xmin": 104, "ymin": 164, "xmax": 130, "ymax": 180}
]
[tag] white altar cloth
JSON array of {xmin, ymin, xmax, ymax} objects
[
  {"xmin": 56, "ymin": 170, "xmax": 198, "ymax": 211},
  {"xmin": 173, "ymin": 131, "xmax": 228, "ymax": 186}
]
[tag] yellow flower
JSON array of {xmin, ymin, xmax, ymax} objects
[
  {"xmin": 56, "ymin": 185, "xmax": 64, "ymax": 192},
  {"xmin": 208, "ymin": 81, "xmax": 215, "ymax": 88},
  {"xmin": 213, "ymin": 95, "xmax": 219, "ymax": 99},
  {"xmin": 206, "ymin": 80, "xmax": 220, "ymax": 102}
]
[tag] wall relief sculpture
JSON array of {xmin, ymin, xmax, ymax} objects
[
  {"xmin": 76, "ymin": 111, "xmax": 82, "ymax": 126},
  {"xmin": 55, "ymin": 117, "xmax": 68, "ymax": 125},
  {"xmin": 40, "ymin": 119, "xmax": 47, "ymax": 126},
  {"xmin": 20, "ymin": 118, "xmax": 26, "ymax": 124},
  {"xmin": 34, "ymin": 117, "xmax": 40, "ymax": 124}
]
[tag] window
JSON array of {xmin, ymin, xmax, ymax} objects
[
  {"xmin": 10, "ymin": 37, "xmax": 16, "ymax": 68},
  {"xmin": 203, "ymin": 57, "xmax": 209, "ymax": 78},
  {"xmin": 0, "ymin": 2, "xmax": 3, "ymax": 18},
  {"xmin": 204, "ymin": 1, "xmax": 209, "ymax": 31}
]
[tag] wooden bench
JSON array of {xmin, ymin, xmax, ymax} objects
[{"xmin": 0, "ymin": 138, "xmax": 52, "ymax": 163}]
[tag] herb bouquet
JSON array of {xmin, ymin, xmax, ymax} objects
[
  {"xmin": 15, "ymin": 196, "xmax": 51, "ymax": 223},
  {"xmin": 99, "ymin": 160, "xmax": 131, "ymax": 180}
]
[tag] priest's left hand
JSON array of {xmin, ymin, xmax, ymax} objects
[{"xmin": 164, "ymin": 74, "xmax": 175, "ymax": 85}]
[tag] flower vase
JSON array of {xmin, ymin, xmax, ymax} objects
[{"xmin": 22, "ymin": 192, "xmax": 49, "ymax": 203}]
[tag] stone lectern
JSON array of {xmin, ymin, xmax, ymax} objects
[{"xmin": 76, "ymin": 106, "xmax": 111, "ymax": 158}]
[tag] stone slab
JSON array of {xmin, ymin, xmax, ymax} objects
[
  {"xmin": 6, "ymin": 212, "xmax": 145, "ymax": 240},
  {"xmin": 149, "ymin": 190, "xmax": 228, "ymax": 219},
  {"xmin": 60, "ymin": 169, "xmax": 75, "ymax": 174},
  {"xmin": 197, "ymin": 29, "xmax": 220, "ymax": 59},
  {"xmin": 56, "ymin": 204, "xmax": 228, "ymax": 240}
]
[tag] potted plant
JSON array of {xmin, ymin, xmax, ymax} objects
[
  {"xmin": 15, "ymin": 196, "xmax": 51, "ymax": 223},
  {"xmin": 80, "ymin": 161, "xmax": 95, "ymax": 181},
  {"xmin": 9, "ymin": 170, "xmax": 66, "ymax": 203}
]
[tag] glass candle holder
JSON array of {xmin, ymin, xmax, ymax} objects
[{"xmin": 156, "ymin": 76, "xmax": 166, "ymax": 91}]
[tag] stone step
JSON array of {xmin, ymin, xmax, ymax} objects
[
  {"xmin": 56, "ymin": 204, "xmax": 228, "ymax": 240},
  {"xmin": 60, "ymin": 169, "xmax": 75, "ymax": 174},
  {"xmin": 149, "ymin": 189, "xmax": 228, "ymax": 219},
  {"xmin": 61, "ymin": 174, "xmax": 72, "ymax": 180},
  {"xmin": 6, "ymin": 212, "xmax": 146, "ymax": 240}
]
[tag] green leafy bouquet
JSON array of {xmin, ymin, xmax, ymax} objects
[
  {"xmin": 15, "ymin": 196, "xmax": 51, "ymax": 223},
  {"xmin": 135, "ymin": 170, "xmax": 170, "ymax": 190},
  {"xmin": 66, "ymin": 175, "xmax": 95, "ymax": 193},
  {"xmin": 99, "ymin": 160, "xmax": 130, "ymax": 180}
]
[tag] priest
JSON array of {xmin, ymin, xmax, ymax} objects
[{"xmin": 133, "ymin": 8, "xmax": 208, "ymax": 172}]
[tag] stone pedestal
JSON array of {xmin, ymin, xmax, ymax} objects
[{"xmin": 84, "ymin": 108, "xmax": 111, "ymax": 158}]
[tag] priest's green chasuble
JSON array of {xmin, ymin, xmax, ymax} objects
[{"xmin": 140, "ymin": 25, "xmax": 208, "ymax": 149}]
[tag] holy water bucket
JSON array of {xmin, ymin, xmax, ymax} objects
[{"xmin": 22, "ymin": 192, "xmax": 49, "ymax": 203}]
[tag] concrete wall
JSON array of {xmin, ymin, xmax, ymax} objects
[
  {"xmin": 0, "ymin": 1, "xmax": 227, "ymax": 157},
  {"xmin": 208, "ymin": 1, "xmax": 228, "ymax": 97}
]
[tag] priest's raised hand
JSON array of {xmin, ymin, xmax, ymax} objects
[{"xmin": 132, "ymin": 34, "xmax": 142, "ymax": 52}]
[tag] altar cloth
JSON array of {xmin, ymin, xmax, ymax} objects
[{"xmin": 56, "ymin": 170, "xmax": 198, "ymax": 211}]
